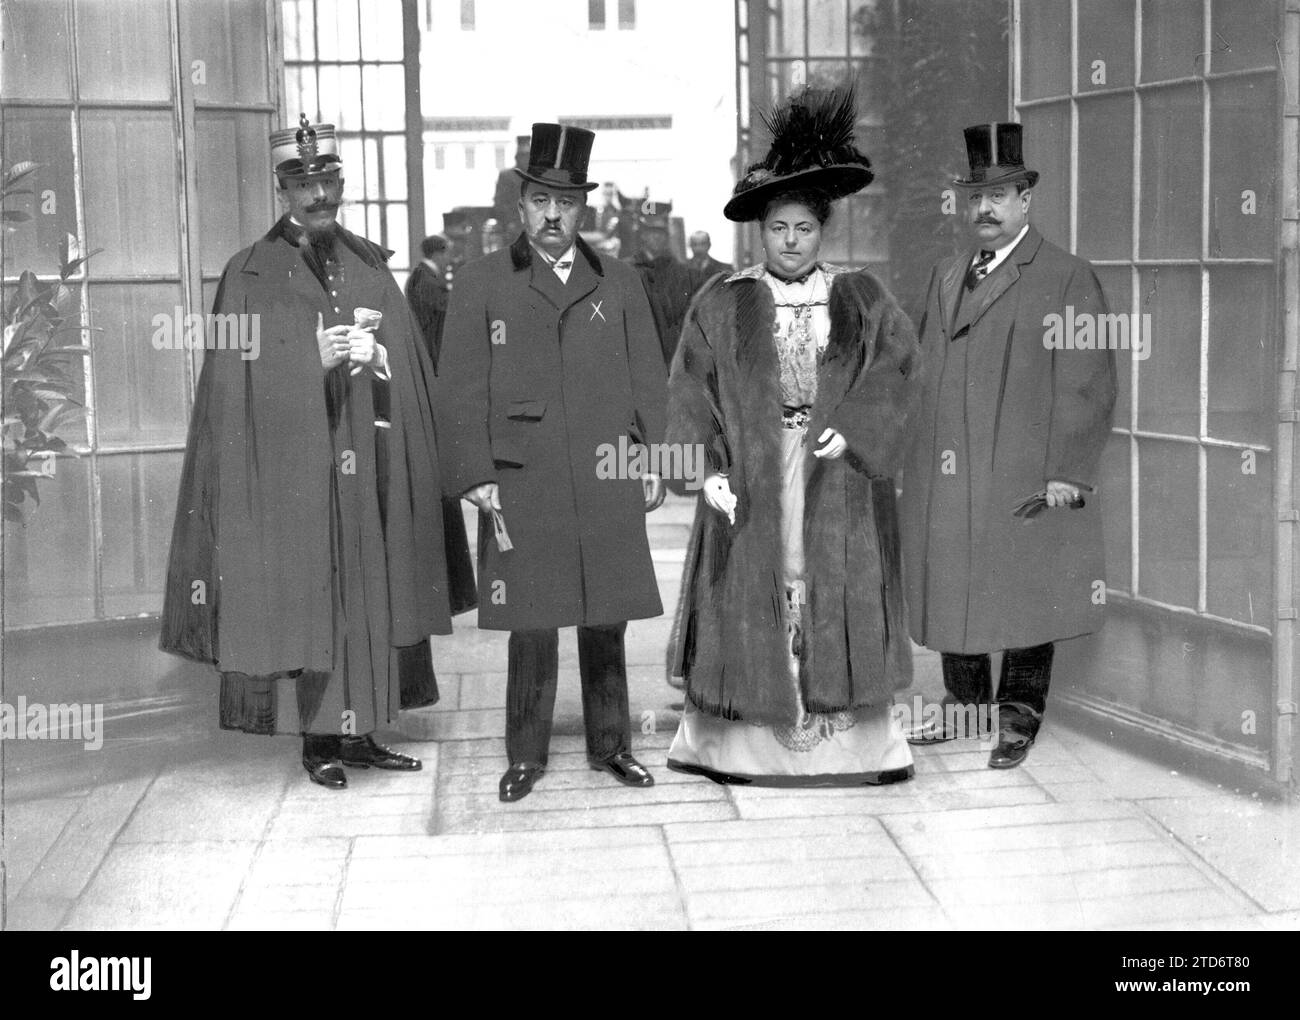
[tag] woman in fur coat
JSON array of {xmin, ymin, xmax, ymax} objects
[{"xmin": 665, "ymin": 88, "xmax": 923, "ymax": 786}]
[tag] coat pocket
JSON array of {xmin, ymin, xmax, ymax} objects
[{"xmin": 492, "ymin": 398, "xmax": 548, "ymax": 467}]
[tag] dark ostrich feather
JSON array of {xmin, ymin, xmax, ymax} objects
[{"xmin": 752, "ymin": 86, "xmax": 871, "ymax": 177}]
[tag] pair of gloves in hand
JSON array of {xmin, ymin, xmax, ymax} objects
[{"xmin": 317, "ymin": 308, "xmax": 386, "ymax": 376}]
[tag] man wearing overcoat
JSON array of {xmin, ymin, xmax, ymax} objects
[
  {"xmin": 900, "ymin": 122, "xmax": 1117, "ymax": 769},
  {"xmin": 439, "ymin": 123, "xmax": 668, "ymax": 802},
  {"xmin": 161, "ymin": 116, "xmax": 462, "ymax": 788}
]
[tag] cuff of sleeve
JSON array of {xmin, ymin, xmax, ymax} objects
[{"xmin": 371, "ymin": 343, "xmax": 391, "ymax": 380}]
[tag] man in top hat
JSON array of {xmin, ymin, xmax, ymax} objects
[
  {"xmin": 630, "ymin": 200, "xmax": 709, "ymax": 364},
  {"xmin": 899, "ymin": 122, "xmax": 1116, "ymax": 768},
  {"xmin": 161, "ymin": 115, "xmax": 468, "ymax": 788},
  {"xmin": 439, "ymin": 122, "xmax": 668, "ymax": 802}
]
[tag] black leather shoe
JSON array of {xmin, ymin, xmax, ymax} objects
[
  {"xmin": 904, "ymin": 718, "xmax": 959, "ymax": 744},
  {"xmin": 338, "ymin": 734, "xmax": 422, "ymax": 771},
  {"xmin": 988, "ymin": 732, "xmax": 1034, "ymax": 769},
  {"xmin": 590, "ymin": 751, "xmax": 654, "ymax": 787},
  {"xmin": 302, "ymin": 754, "xmax": 347, "ymax": 789},
  {"xmin": 499, "ymin": 762, "xmax": 545, "ymax": 802}
]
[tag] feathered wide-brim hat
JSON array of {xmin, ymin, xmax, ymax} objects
[{"xmin": 724, "ymin": 86, "xmax": 873, "ymax": 223}]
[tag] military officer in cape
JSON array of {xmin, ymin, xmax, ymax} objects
[
  {"xmin": 160, "ymin": 116, "xmax": 472, "ymax": 789},
  {"xmin": 439, "ymin": 123, "xmax": 668, "ymax": 802}
]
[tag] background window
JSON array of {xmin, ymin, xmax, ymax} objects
[{"xmin": 590, "ymin": 0, "xmax": 606, "ymax": 30}]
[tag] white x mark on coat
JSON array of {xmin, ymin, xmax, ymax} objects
[{"xmin": 590, "ymin": 300, "xmax": 606, "ymax": 322}]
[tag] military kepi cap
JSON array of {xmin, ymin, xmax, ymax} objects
[
  {"xmin": 514, "ymin": 123, "xmax": 599, "ymax": 192},
  {"xmin": 271, "ymin": 113, "xmax": 343, "ymax": 179}
]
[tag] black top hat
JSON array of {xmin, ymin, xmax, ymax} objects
[
  {"xmin": 724, "ymin": 87, "xmax": 873, "ymax": 223},
  {"xmin": 953, "ymin": 122, "xmax": 1039, "ymax": 189},
  {"xmin": 514, "ymin": 123, "xmax": 599, "ymax": 193}
]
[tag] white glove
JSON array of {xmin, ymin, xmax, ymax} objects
[
  {"xmin": 703, "ymin": 473, "xmax": 736, "ymax": 525},
  {"xmin": 812, "ymin": 428, "xmax": 847, "ymax": 459}
]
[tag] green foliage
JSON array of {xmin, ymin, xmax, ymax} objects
[{"xmin": 2, "ymin": 160, "xmax": 99, "ymax": 525}]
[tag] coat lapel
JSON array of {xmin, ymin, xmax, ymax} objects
[
  {"xmin": 939, "ymin": 253, "xmax": 966, "ymax": 338},
  {"xmin": 954, "ymin": 227, "xmax": 1043, "ymax": 336}
]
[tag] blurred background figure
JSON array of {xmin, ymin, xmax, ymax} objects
[
  {"xmin": 491, "ymin": 134, "xmax": 531, "ymax": 240},
  {"xmin": 631, "ymin": 199, "xmax": 708, "ymax": 364},
  {"xmin": 405, "ymin": 233, "xmax": 452, "ymax": 365},
  {"xmin": 687, "ymin": 230, "xmax": 733, "ymax": 277}
]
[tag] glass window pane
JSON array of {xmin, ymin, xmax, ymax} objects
[
  {"xmin": 100, "ymin": 452, "xmax": 182, "ymax": 618},
  {"xmin": 1136, "ymin": 438, "xmax": 1198, "ymax": 608},
  {"xmin": 808, "ymin": 0, "xmax": 846, "ymax": 56},
  {"xmin": 2, "ymin": 457, "xmax": 95, "ymax": 626},
  {"xmin": 363, "ymin": 136, "xmax": 381, "ymax": 199},
  {"xmin": 1206, "ymin": 447, "xmax": 1271, "ymax": 624},
  {"xmin": 360, "ymin": 0, "xmax": 404, "ymax": 59},
  {"xmin": 1077, "ymin": 94, "xmax": 1134, "ymax": 260},
  {"xmin": 1094, "ymin": 267, "xmax": 1133, "ymax": 426},
  {"xmin": 339, "ymin": 135, "xmax": 366, "ymax": 205},
  {"xmin": 0, "ymin": 108, "xmax": 79, "ymax": 278},
  {"xmin": 386, "ymin": 203, "xmax": 409, "ymax": 268},
  {"xmin": 362, "ymin": 65, "xmax": 406, "ymax": 132},
  {"xmin": 1100, "ymin": 434, "xmax": 1132, "ymax": 593},
  {"xmin": 848, "ymin": 0, "xmax": 878, "ymax": 57},
  {"xmin": 1210, "ymin": 75, "xmax": 1276, "ymax": 259},
  {"xmin": 770, "ymin": 0, "xmax": 805, "ymax": 58},
  {"xmin": 283, "ymin": 0, "xmax": 316, "ymax": 61},
  {"xmin": 196, "ymin": 111, "xmax": 274, "ymax": 275},
  {"xmin": 75, "ymin": 0, "xmax": 172, "ymax": 102},
  {"xmin": 182, "ymin": 0, "xmax": 271, "ymax": 106},
  {"xmin": 383, "ymin": 134, "xmax": 408, "ymax": 201},
  {"xmin": 853, "ymin": 58, "xmax": 885, "ymax": 125},
  {"xmin": 1210, "ymin": 0, "xmax": 1279, "ymax": 74},
  {"xmin": 1141, "ymin": 0, "xmax": 1204, "ymax": 82},
  {"xmin": 1, "ymin": 0, "xmax": 72, "ymax": 100},
  {"xmin": 316, "ymin": 0, "xmax": 360, "ymax": 61},
  {"xmin": 366, "ymin": 202, "xmax": 383, "ymax": 242},
  {"xmin": 1019, "ymin": 103, "xmax": 1071, "ymax": 249},
  {"xmin": 1137, "ymin": 267, "xmax": 1199, "ymax": 436},
  {"xmin": 1078, "ymin": 0, "xmax": 1134, "ymax": 90},
  {"xmin": 617, "ymin": 0, "xmax": 635, "ymax": 31},
  {"xmin": 336, "ymin": 64, "xmax": 363, "ymax": 132},
  {"xmin": 81, "ymin": 111, "xmax": 179, "ymax": 277},
  {"xmin": 805, "ymin": 59, "xmax": 850, "ymax": 91},
  {"xmin": 1208, "ymin": 267, "xmax": 1273, "ymax": 447},
  {"xmin": 1139, "ymin": 86, "xmax": 1201, "ymax": 259},
  {"xmin": 284, "ymin": 66, "xmax": 320, "ymax": 124},
  {"xmin": 1021, "ymin": 0, "xmax": 1071, "ymax": 100},
  {"xmin": 589, "ymin": 0, "xmax": 605, "ymax": 30},
  {"xmin": 89, "ymin": 283, "xmax": 190, "ymax": 447}
]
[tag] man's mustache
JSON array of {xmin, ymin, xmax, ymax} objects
[
  {"xmin": 976, "ymin": 216, "xmax": 1000, "ymax": 224},
  {"xmin": 306, "ymin": 201, "xmax": 339, "ymax": 214}
]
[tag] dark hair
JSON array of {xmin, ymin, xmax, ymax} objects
[
  {"xmin": 761, "ymin": 189, "xmax": 833, "ymax": 226},
  {"xmin": 420, "ymin": 235, "xmax": 448, "ymax": 258},
  {"xmin": 1014, "ymin": 180, "xmax": 1032, "ymax": 195}
]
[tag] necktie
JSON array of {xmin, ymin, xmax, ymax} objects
[{"xmin": 965, "ymin": 249, "xmax": 995, "ymax": 290}]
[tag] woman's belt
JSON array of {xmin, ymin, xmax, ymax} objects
[{"xmin": 781, "ymin": 405, "xmax": 811, "ymax": 429}]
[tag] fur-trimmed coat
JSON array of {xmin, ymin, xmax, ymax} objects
[{"xmin": 667, "ymin": 266, "xmax": 922, "ymax": 726}]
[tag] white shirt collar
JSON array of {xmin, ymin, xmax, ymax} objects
[
  {"xmin": 531, "ymin": 242, "xmax": 577, "ymax": 283},
  {"xmin": 974, "ymin": 224, "xmax": 1030, "ymax": 275}
]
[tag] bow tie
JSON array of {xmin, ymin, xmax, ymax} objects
[
  {"xmin": 554, "ymin": 260, "xmax": 572, "ymax": 270},
  {"xmin": 965, "ymin": 249, "xmax": 995, "ymax": 290}
]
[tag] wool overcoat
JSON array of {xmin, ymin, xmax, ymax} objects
[
  {"xmin": 438, "ymin": 233, "xmax": 668, "ymax": 631},
  {"xmin": 899, "ymin": 226, "xmax": 1118, "ymax": 654},
  {"xmin": 160, "ymin": 218, "xmax": 457, "ymax": 684},
  {"xmin": 667, "ymin": 267, "xmax": 922, "ymax": 726}
]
